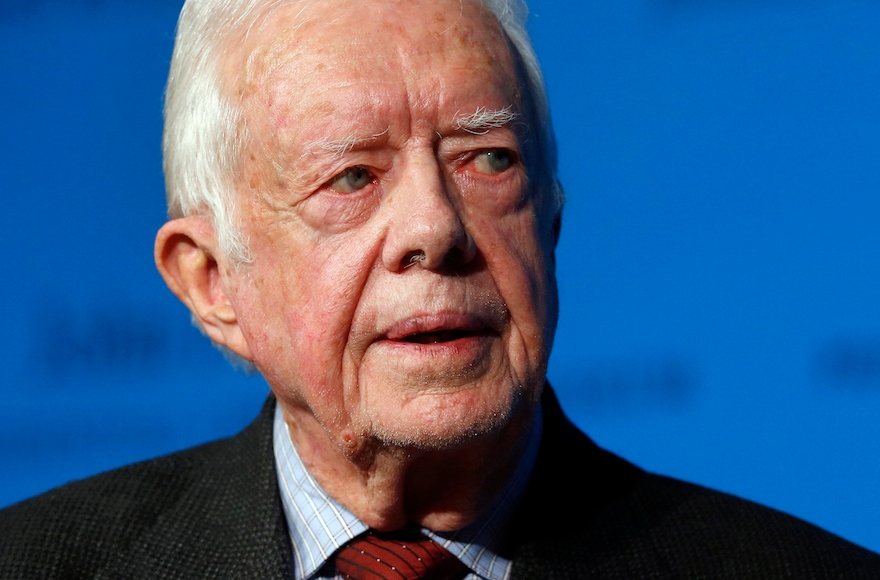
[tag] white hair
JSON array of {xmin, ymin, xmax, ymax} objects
[{"xmin": 162, "ymin": 0, "xmax": 563, "ymax": 265}]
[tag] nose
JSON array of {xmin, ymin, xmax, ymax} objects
[{"xmin": 381, "ymin": 153, "xmax": 476, "ymax": 273}]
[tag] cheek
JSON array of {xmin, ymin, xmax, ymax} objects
[
  {"xmin": 475, "ymin": 207, "xmax": 552, "ymax": 294},
  {"xmin": 236, "ymin": 264, "xmax": 355, "ymax": 415},
  {"xmin": 234, "ymin": 220, "xmax": 383, "ymax": 399},
  {"xmin": 472, "ymin": 209, "xmax": 557, "ymax": 364}
]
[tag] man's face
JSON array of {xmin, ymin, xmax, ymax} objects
[{"xmin": 223, "ymin": 0, "xmax": 558, "ymax": 452}]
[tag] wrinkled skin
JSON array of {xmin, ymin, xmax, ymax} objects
[{"xmin": 157, "ymin": 0, "xmax": 559, "ymax": 531}]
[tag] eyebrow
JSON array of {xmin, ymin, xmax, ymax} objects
[
  {"xmin": 301, "ymin": 127, "xmax": 390, "ymax": 159},
  {"xmin": 453, "ymin": 106, "xmax": 519, "ymax": 135},
  {"xmin": 298, "ymin": 106, "xmax": 517, "ymax": 159}
]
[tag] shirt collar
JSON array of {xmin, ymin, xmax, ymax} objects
[
  {"xmin": 273, "ymin": 406, "xmax": 367, "ymax": 580},
  {"xmin": 273, "ymin": 402, "xmax": 542, "ymax": 580}
]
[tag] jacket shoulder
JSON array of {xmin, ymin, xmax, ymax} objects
[
  {"xmin": 0, "ymin": 433, "xmax": 234, "ymax": 577},
  {"xmin": 0, "ymin": 396, "xmax": 280, "ymax": 579},
  {"xmin": 510, "ymin": 388, "xmax": 880, "ymax": 578},
  {"xmin": 628, "ymin": 473, "xmax": 880, "ymax": 578},
  {"xmin": 545, "ymin": 472, "xmax": 880, "ymax": 579}
]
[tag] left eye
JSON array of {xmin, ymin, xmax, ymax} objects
[
  {"xmin": 473, "ymin": 149, "xmax": 514, "ymax": 175},
  {"xmin": 328, "ymin": 166, "xmax": 373, "ymax": 193}
]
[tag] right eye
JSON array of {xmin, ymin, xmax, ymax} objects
[{"xmin": 328, "ymin": 166, "xmax": 373, "ymax": 193}]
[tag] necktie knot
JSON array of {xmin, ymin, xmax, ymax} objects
[{"xmin": 334, "ymin": 529, "xmax": 468, "ymax": 580}]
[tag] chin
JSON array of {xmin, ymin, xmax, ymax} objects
[{"xmin": 365, "ymin": 381, "xmax": 528, "ymax": 451}]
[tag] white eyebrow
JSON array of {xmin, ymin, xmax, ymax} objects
[
  {"xmin": 454, "ymin": 106, "xmax": 519, "ymax": 135},
  {"xmin": 301, "ymin": 127, "xmax": 390, "ymax": 158}
]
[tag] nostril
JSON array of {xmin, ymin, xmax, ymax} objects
[
  {"xmin": 444, "ymin": 242, "xmax": 475, "ymax": 269},
  {"xmin": 403, "ymin": 251, "xmax": 425, "ymax": 269}
]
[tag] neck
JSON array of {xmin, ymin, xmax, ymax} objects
[{"xmin": 281, "ymin": 404, "xmax": 537, "ymax": 532}]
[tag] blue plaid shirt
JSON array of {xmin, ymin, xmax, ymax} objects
[{"xmin": 273, "ymin": 402, "xmax": 542, "ymax": 580}]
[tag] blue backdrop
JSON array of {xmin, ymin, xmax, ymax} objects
[{"xmin": 2, "ymin": 0, "xmax": 878, "ymax": 552}]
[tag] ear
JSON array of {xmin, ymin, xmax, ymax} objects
[{"xmin": 155, "ymin": 216, "xmax": 254, "ymax": 361}]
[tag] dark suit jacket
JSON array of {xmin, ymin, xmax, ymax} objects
[{"xmin": 2, "ymin": 389, "xmax": 879, "ymax": 579}]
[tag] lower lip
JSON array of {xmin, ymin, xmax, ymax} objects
[{"xmin": 375, "ymin": 333, "xmax": 494, "ymax": 361}]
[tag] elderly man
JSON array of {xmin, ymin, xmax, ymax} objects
[{"xmin": 2, "ymin": 0, "xmax": 879, "ymax": 578}]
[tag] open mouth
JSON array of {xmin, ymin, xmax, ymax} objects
[
  {"xmin": 398, "ymin": 329, "xmax": 479, "ymax": 344},
  {"xmin": 381, "ymin": 312, "xmax": 502, "ymax": 348}
]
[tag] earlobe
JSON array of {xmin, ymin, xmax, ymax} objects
[{"xmin": 154, "ymin": 217, "xmax": 254, "ymax": 361}]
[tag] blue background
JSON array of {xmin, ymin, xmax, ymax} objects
[{"xmin": 2, "ymin": 0, "xmax": 878, "ymax": 553}]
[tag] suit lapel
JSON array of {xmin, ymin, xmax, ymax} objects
[{"xmin": 507, "ymin": 386, "xmax": 644, "ymax": 578}]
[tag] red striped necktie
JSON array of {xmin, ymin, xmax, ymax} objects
[{"xmin": 334, "ymin": 530, "xmax": 469, "ymax": 580}]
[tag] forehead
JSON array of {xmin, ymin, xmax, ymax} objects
[
  {"xmin": 248, "ymin": 0, "xmax": 507, "ymax": 58},
  {"xmin": 231, "ymin": 0, "xmax": 522, "ymax": 144}
]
